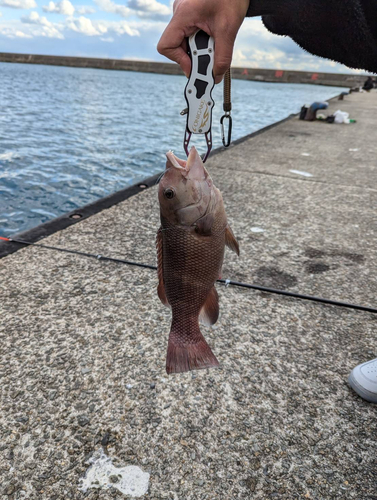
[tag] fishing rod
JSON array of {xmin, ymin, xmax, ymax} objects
[{"xmin": 2, "ymin": 236, "xmax": 376, "ymax": 315}]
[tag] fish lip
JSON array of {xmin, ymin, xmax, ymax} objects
[
  {"xmin": 186, "ymin": 146, "xmax": 200, "ymax": 172},
  {"xmin": 166, "ymin": 147, "xmax": 201, "ymax": 174},
  {"xmin": 166, "ymin": 151, "xmax": 187, "ymax": 171}
]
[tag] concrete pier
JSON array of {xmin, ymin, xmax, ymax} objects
[
  {"xmin": 0, "ymin": 52, "xmax": 369, "ymax": 88},
  {"xmin": 1, "ymin": 91, "xmax": 377, "ymax": 499}
]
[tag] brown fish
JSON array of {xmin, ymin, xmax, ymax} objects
[{"xmin": 156, "ymin": 147, "xmax": 239, "ymax": 374}]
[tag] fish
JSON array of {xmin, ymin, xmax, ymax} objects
[{"xmin": 156, "ymin": 146, "xmax": 239, "ymax": 374}]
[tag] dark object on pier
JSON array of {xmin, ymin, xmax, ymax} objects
[
  {"xmin": 299, "ymin": 105, "xmax": 308, "ymax": 120},
  {"xmin": 363, "ymin": 76, "xmax": 374, "ymax": 91}
]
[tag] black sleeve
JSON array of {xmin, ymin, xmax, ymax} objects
[{"xmin": 246, "ymin": 0, "xmax": 377, "ymax": 73}]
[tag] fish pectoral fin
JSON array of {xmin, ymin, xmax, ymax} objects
[
  {"xmin": 225, "ymin": 225, "xmax": 240, "ymax": 256},
  {"xmin": 156, "ymin": 227, "xmax": 170, "ymax": 307},
  {"xmin": 194, "ymin": 213, "xmax": 214, "ymax": 236},
  {"xmin": 199, "ymin": 286, "xmax": 219, "ymax": 326}
]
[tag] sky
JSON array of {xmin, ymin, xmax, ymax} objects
[{"xmin": 0, "ymin": 0, "xmax": 360, "ymax": 73}]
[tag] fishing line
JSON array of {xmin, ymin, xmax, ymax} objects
[
  {"xmin": 0, "ymin": 237, "xmax": 157, "ymax": 271},
  {"xmin": 2, "ymin": 236, "xmax": 377, "ymax": 315}
]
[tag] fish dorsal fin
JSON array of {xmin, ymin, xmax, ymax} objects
[
  {"xmin": 225, "ymin": 225, "xmax": 240, "ymax": 256},
  {"xmin": 156, "ymin": 228, "xmax": 170, "ymax": 307},
  {"xmin": 199, "ymin": 286, "xmax": 219, "ymax": 326},
  {"xmin": 195, "ymin": 213, "xmax": 214, "ymax": 236}
]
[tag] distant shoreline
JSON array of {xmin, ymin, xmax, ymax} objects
[{"xmin": 0, "ymin": 52, "xmax": 367, "ymax": 88}]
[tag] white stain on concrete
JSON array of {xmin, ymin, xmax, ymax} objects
[
  {"xmin": 289, "ymin": 170, "xmax": 313, "ymax": 177},
  {"xmin": 349, "ymin": 148, "xmax": 359, "ymax": 152},
  {"xmin": 301, "ymin": 152, "xmax": 311, "ymax": 156},
  {"xmin": 250, "ymin": 227, "xmax": 265, "ymax": 233},
  {"xmin": 79, "ymin": 448, "xmax": 149, "ymax": 497}
]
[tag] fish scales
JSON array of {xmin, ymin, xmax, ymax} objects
[{"xmin": 161, "ymin": 215, "xmax": 225, "ymax": 335}]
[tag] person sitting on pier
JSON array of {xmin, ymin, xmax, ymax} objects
[
  {"xmin": 363, "ymin": 76, "xmax": 374, "ymax": 91},
  {"xmin": 158, "ymin": 0, "xmax": 377, "ymax": 404},
  {"xmin": 304, "ymin": 101, "xmax": 329, "ymax": 121}
]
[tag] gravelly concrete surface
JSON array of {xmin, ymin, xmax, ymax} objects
[{"xmin": 1, "ymin": 92, "xmax": 376, "ymax": 499}]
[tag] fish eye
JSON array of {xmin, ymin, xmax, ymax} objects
[{"xmin": 164, "ymin": 188, "xmax": 175, "ymax": 200}]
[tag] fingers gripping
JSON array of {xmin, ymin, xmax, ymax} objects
[{"xmin": 157, "ymin": 22, "xmax": 192, "ymax": 77}]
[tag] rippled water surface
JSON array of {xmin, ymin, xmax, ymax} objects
[{"xmin": 0, "ymin": 62, "xmax": 344, "ymax": 236}]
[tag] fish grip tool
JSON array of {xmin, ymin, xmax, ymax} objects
[{"xmin": 182, "ymin": 30, "xmax": 233, "ymax": 162}]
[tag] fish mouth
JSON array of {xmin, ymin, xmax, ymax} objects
[
  {"xmin": 166, "ymin": 147, "xmax": 203, "ymax": 175},
  {"xmin": 166, "ymin": 149, "xmax": 205, "ymax": 215},
  {"xmin": 166, "ymin": 150, "xmax": 187, "ymax": 171}
]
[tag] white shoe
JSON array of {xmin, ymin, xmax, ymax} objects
[{"xmin": 348, "ymin": 358, "xmax": 377, "ymax": 403}]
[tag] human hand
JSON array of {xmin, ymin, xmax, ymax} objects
[{"xmin": 157, "ymin": 0, "xmax": 250, "ymax": 83}]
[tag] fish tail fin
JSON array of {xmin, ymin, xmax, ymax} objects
[{"xmin": 166, "ymin": 325, "xmax": 219, "ymax": 375}]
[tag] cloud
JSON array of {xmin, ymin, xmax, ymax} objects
[
  {"xmin": 105, "ymin": 20, "xmax": 140, "ymax": 36},
  {"xmin": 0, "ymin": 24, "xmax": 33, "ymax": 38},
  {"xmin": 90, "ymin": 19, "xmax": 140, "ymax": 36},
  {"xmin": 94, "ymin": 0, "xmax": 131, "ymax": 18},
  {"xmin": 128, "ymin": 0, "xmax": 171, "ymax": 19},
  {"xmin": 21, "ymin": 10, "xmax": 65, "ymax": 38},
  {"xmin": 42, "ymin": 0, "xmax": 75, "ymax": 15},
  {"xmin": 232, "ymin": 18, "xmax": 350, "ymax": 72},
  {"xmin": 66, "ymin": 15, "xmax": 140, "ymax": 37},
  {"xmin": 0, "ymin": 0, "xmax": 36, "ymax": 8},
  {"xmin": 76, "ymin": 5, "xmax": 96, "ymax": 14},
  {"xmin": 22, "ymin": 10, "xmax": 49, "ymax": 24},
  {"xmin": 0, "ymin": 15, "xmax": 166, "ymax": 46},
  {"xmin": 66, "ymin": 16, "xmax": 103, "ymax": 35},
  {"xmin": 15, "ymin": 29, "xmax": 32, "ymax": 36},
  {"xmin": 95, "ymin": 0, "xmax": 171, "ymax": 20},
  {"xmin": 233, "ymin": 46, "xmax": 288, "ymax": 69}
]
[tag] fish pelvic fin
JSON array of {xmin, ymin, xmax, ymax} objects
[
  {"xmin": 166, "ymin": 325, "xmax": 219, "ymax": 375},
  {"xmin": 156, "ymin": 227, "xmax": 170, "ymax": 307},
  {"xmin": 225, "ymin": 224, "xmax": 240, "ymax": 256},
  {"xmin": 199, "ymin": 286, "xmax": 219, "ymax": 326}
]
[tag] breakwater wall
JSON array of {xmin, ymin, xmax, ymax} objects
[{"xmin": 0, "ymin": 52, "xmax": 368, "ymax": 88}]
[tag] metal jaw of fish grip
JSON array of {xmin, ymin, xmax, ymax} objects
[{"xmin": 182, "ymin": 30, "xmax": 215, "ymax": 163}]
